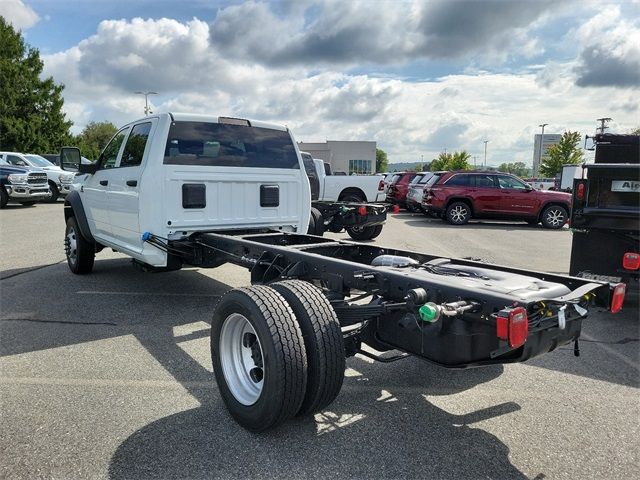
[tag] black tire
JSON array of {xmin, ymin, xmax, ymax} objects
[
  {"xmin": 369, "ymin": 224, "xmax": 383, "ymax": 239},
  {"xmin": 271, "ymin": 280, "xmax": 345, "ymax": 415},
  {"xmin": 19, "ymin": 201, "xmax": 36, "ymax": 206},
  {"xmin": 340, "ymin": 193, "xmax": 365, "ymax": 203},
  {"xmin": 541, "ymin": 204, "xmax": 568, "ymax": 229},
  {"xmin": 45, "ymin": 182, "xmax": 59, "ymax": 203},
  {"xmin": 0, "ymin": 188, "xmax": 7, "ymax": 209},
  {"xmin": 445, "ymin": 201, "xmax": 471, "ymax": 225},
  {"xmin": 211, "ymin": 286, "xmax": 308, "ymax": 432},
  {"xmin": 346, "ymin": 225, "xmax": 378, "ymax": 240},
  {"xmin": 64, "ymin": 216, "xmax": 95, "ymax": 274},
  {"xmin": 309, "ymin": 207, "xmax": 324, "ymax": 236}
]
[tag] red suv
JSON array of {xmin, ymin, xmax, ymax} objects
[
  {"xmin": 422, "ymin": 171, "xmax": 572, "ymax": 229},
  {"xmin": 386, "ymin": 172, "xmax": 418, "ymax": 207}
]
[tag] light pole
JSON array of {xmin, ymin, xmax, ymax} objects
[
  {"xmin": 135, "ymin": 91, "xmax": 158, "ymax": 116},
  {"xmin": 537, "ymin": 123, "xmax": 548, "ymax": 177},
  {"xmin": 483, "ymin": 141, "xmax": 489, "ymax": 168}
]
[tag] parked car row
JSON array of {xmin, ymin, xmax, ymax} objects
[
  {"xmin": 0, "ymin": 151, "xmax": 75, "ymax": 208},
  {"xmin": 385, "ymin": 169, "xmax": 573, "ymax": 229}
]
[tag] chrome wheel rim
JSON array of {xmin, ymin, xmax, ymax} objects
[
  {"xmin": 450, "ymin": 205, "xmax": 468, "ymax": 223},
  {"xmin": 546, "ymin": 209, "xmax": 565, "ymax": 227},
  {"xmin": 219, "ymin": 313, "xmax": 264, "ymax": 405},
  {"xmin": 65, "ymin": 226, "xmax": 77, "ymax": 265}
]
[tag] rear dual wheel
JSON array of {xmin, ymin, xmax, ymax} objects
[
  {"xmin": 346, "ymin": 224, "xmax": 383, "ymax": 240},
  {"xmin": 211, "ymin": 282, "xmax": 345, "ymax": 431}
]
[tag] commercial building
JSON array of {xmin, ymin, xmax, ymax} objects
[
  {"xmin": 298, "ymin": 140, "xmax": 377, "ymax": 174},
  {"xmin": 532, "ymin": 133, "xmax": 561, "ymax": 176}
]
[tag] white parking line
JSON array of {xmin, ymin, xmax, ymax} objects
[{"xmin": 77, "ymin": 291, "xmax": 221, "ymax": 297}]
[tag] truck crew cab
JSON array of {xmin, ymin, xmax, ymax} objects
[{"xmin": 61, "ymin": 113, "xmax": 623, "ymax": 432}]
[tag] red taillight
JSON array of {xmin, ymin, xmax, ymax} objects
[
  {"xmin": 576, "ymin": 182, "xmax": 585, "ymax": 200},
  {"xmin": 378, "ymin": 180, "xmax": 385, "ymax": 191},
  {"xmin": 392, "ymin": 205, "xmax": 400, "ymax": 214},
  {"xmin": 622, "ymin": 252, "xmax": 640, "ymax": 270},
  {"xmin": 610, "ymin": 283, "xmax": 626, "ymax": 313},
  {"xmin": 496, "ymin": 306, "xmax": 528, "ymax": 348},
  {"xmin": 358, "ymin": 206, "xmax": 367, "ymax": 216}
]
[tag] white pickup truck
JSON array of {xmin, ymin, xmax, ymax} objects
[
  {"xmin": 59, "ymin": 112, "xmax": 621, "ymax": 432},
  {"xmin": 299, "ymin": 152, "xmax": 385, "ymax": 202}
]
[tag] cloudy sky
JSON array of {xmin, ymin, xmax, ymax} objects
[{"xmin": 2, "ymin": 0, "xmax": 639, "ymax": 166}]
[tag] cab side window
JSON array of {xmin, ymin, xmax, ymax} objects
[
  {"xmin": 473, "ymin": 174, "xmax": 497, "ymax": 188},
  {"xmin": 120, "ymin": 122, "xmax": 152, "ymax": 168},
  {"xmin": 497, "ymin": 175, "xmax": 528, "ymax": 189},
  {"xmin": 6, "ymin": 155, "xmax": 27, "ymax": 167},
  {"xmin": 445, "ymin": 174, "xmax": 470, "ymax": 186},
  {"xmin": 99, "ymin": 128, "xmax": 129, "ymax": 170}
]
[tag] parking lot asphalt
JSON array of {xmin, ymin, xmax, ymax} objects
[{"xmin": 1, "ymin": 203, "xmax": 638, "ymax": 479}]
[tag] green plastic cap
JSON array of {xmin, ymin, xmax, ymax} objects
[{"xmin": 419, "ymin": 303, "xmax": 439, "ymax": 322}]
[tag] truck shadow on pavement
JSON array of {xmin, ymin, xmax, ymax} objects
[
  {"xmin": 1, "ymin": 258, "xmax": 635, "ymax": 479},
  {"xmin": 108, "ymin": 341, "xmax": 527, "ymax": 480},
  {"xmin": 2, "ymin": 258, "xmax": 531, "ymax": 479}
]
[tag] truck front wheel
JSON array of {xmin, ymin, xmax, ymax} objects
[
  {"xmin": 64, "ymin": 216, "xmax": 95, "ymax": 274},
  {"xmin": 271, "ymin": 280, "xmax": 345, "ymax": 415},
  {"xmin": 46, "ymin": 182, "xmax": 59, "ymax": 203},
  {"xmin": 346, "ymin": 224, "xmax": 383, "ymax": 240},
  {"xmin": 211, "ymin": 286, "xmax": 308, "ymax": 431}
]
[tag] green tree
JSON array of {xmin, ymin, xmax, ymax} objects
[
  {"xmin": 429, "ymin": 150, "xmax": 471, "ymax": 171},
  {"xmin": 498, "ymin": 161, "xmax": 530, "ymax": 178},
  {"xmin": 376, "ymin": 148, "xmax": 388, "ymax": 172},
  {"xmin": 0, "ymin": 18, "xmax": 72, "ymax": 152},
  {"xmin": 76, "ymin": 121, "xmax": 118, "ymax": 160},
  {"xmin": 447, "ymin": 150, "xmax": 472, "ymax": 170},
  {"xmin": 429, "ymin": 152, "xmax": 451, "ymax": 171},
  {"xmin": 539, "ymin": 131, "xmax": 583, "ymax": 177},
  {"xmin": 630, "ymin": 127, "xmax": 640, "ymax": 135}
]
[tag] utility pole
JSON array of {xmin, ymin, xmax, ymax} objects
[
  {"xmin": 483, "ymin": 141, "xmax": 489, "ymax": 168},
  {"xmin": 537, "ymin": 123, "xmax": 548, "ymax": 177},
  {"xmin": 135, "ymin": 91, "xmax": 158, "ymax": 116},
  {"xmin": 596, "ymin": 117, "xmax": 612, "ymax": 134}
]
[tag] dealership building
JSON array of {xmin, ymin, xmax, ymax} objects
[
  {"xmin": 532, "ymin": 133, "xmax": 561, "ymax": 176},
  {"xmin": 298, "ymin": 140, "xmax": 377, "ymax": 174}
]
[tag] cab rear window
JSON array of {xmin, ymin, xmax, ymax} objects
[{"xmin": 164, "ymin": 121, "xmax": 299, "ymax": 169}]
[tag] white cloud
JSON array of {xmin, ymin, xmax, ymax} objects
[
  {"xmin": 42, "ymin": 10, "xmax": 639, "ymax": 166},
  {"xmin": 572, "ymin": 6, "xmax": 640, "ymax": 88},
  {"xmin": 0, "ymin": 0, "xmax": 39, "ymax": 29}
]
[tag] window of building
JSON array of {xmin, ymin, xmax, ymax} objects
[{"xmin": 349, "ymin": 159, "xmax": 372, "ymax": 174}]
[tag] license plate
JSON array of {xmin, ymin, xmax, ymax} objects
[{"xmin": 611, "ymin": 180, "xmax": 640, "ymax": 192}]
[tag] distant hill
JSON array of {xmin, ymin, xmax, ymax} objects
[{"xmin": 386, "ymin": 162, "xmax": 425, "ymax": 172}]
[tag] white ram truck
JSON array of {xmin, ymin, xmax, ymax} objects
[
  {"xmin": 60, "ymin": 112, "xmax": 622, "ymax": 432},
  {"xmin": 299, "ymin": 152, "xmax": 385, "ymax": 202}
]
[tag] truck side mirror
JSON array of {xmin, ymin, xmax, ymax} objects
[{"xmin": 60, "ymin": 147, "xmax": 81, "ymax": 172}]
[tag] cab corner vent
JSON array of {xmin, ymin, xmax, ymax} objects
[
  {"xmin": 182, "ymin": 183, "xmax": 206, "ymax": 209},
  {"xmin": 260, "ymin": 185, "xmax": 279, "ymax": 207}
]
